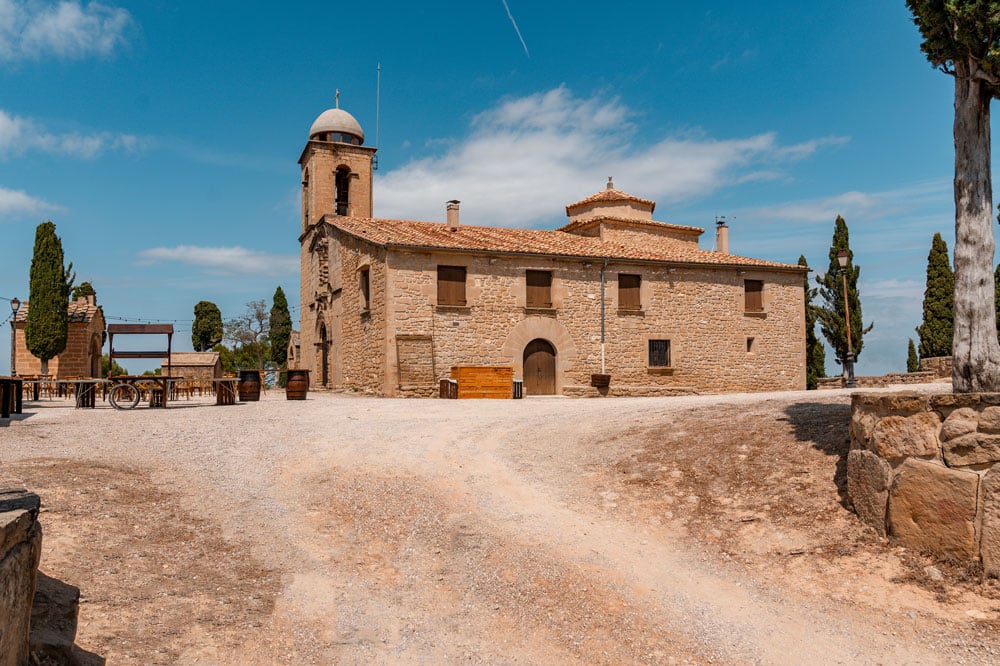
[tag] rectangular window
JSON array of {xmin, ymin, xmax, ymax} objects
[
  {"xmin": 525, "ymin": 270, "xmax": 552, "ymax": 308},
  {"xmin": 744, "ymin": 279, "xmax": 764, "ymax": 313},
  {"xmin": 619, "ymin": 274, "xmax": 641, "ymax": 310},
  {"xmin": 648, "ymin": 339, "xmax": 671, "ymax": 368},
  {"xmin": 359, "ymin": 268, "xmax": 370, "ymax": 311},
  {"xmin": 437, "ymin": 265, "xmax": 467, "ymax": 306}
]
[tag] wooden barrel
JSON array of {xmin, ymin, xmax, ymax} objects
[
  {"xmin": 285, "ymin": 369, "xmax": 309, "ymax": 400},
  {"xmin": 238, "ymin": 370, "xmax": 261, "ymax": 402}
]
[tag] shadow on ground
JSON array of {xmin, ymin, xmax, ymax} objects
[
  {"xmin": 781, "ymin": 401, "xmax": 852, "ymax": 506},
  {"xmin": 31, "ymin": 571, "xmax": 105, "ymax": 666}
]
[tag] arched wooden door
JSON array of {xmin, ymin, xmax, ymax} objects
[{"xmin": 523, "ymin": 339, "xmax": 556, "ymax": 395}]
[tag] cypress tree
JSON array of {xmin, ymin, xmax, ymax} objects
[
  {"xmin": 799, "ymin": 255, "xmax": 825, "ymax": 389},
  {"xmin": 269, "ymin": 286, "xmax": 292, "ymax": 368},
  {"xmin": 916, "ymin": 232, "xmax": 954, "ymax": 358},
  {"xmin": 907, "ymin": 338, "xmax": 920, "ymax": 373},
  {"xmin": 816, "ymin": 216, "xmax": 873, "ymax": 369},
  {"xmin": 25, "ymin": 221, "xmax": 71, "ymax": 376},
  {"xmin": 192, "ymin": 301, "xmax": 223, "ymax": 352}
]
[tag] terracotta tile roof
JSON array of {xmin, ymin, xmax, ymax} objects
[
  {"xmin": 557, "ymin": 215, "xmax": 703, "ymax": 236},
  {"xmin": 565, "ymin": 187, "xmax": 656, "ymax": 214},
  {"xmin": 14, "ymin": 299, "xmax": 103, "ymax": 324},
  {"xmin": 326, "ymin": 217, "xmax": 804, "ymax": 271}
]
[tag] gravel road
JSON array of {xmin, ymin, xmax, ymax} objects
[{"xmin": 4, "ymin": 385, "xmax": 997, "ymax": 664}]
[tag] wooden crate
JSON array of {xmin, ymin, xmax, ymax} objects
[{"xmin": 450, "ymin": 366, "xmax": 513, "ymax": 399}]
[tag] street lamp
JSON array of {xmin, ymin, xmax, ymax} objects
[
  {"xmin": 9, "ymin": 297, "xmax": 21, "ymax": 377},
  {"xmin": 837, "ymin": 251, "xmax": 856, "ymax": 388}
]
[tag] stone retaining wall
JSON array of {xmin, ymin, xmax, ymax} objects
[
  {"xmin": 848, "ymin": 392, "xmax": 1000, "ymax": 574},
  {"xmin": 0, "ymin": 489, "xmax": 42, "ymax": 666},
  {"xmin": 920, "ymin": 356, "xmax": 953, "ymax": 378},
  {"xmin": 818, "ymin": 371, "xmax": 939, "ymax": 390}
]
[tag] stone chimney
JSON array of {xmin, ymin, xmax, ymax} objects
[
  {"xmin": 447, "ymin": 200, "xmax": 461, "ymax": 232},
  {"xmin": 715, "ymin": 219, "xmax": 729, "ymax": 254}
]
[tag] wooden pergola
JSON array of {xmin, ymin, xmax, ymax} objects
[{"xmin": 107, "ymin": 324, "xmax": 174, "ymax": 378}]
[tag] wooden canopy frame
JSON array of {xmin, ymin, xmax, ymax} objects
[{"xmin": 107, "ymin": 324, "xmax": 174, "ymax": 377}]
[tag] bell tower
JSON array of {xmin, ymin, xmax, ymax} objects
[{"xmin": 299, "ymin": 91, "xmax": 377, "ymax": 232}]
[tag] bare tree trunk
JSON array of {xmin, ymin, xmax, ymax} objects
[
  {"xmin": 40, "ymin": 358, "xmax": 48, "ymax": 376},
  {"xmin": 952, "ymin": 60, "xmax": 1000, "ymax": 391}
]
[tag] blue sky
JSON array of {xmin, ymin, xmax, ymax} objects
[{"xmin": 0, "ymin": 1, "xmax": 977, "ymax": 377}]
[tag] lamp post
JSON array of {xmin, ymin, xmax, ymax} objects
[
  {"xmin": 836, "ymin": 251, "xmax": 856, "ymax": 388},
  {"xmin": 9, "ymin": 297, "xmax": 20, "ymax": 377}
]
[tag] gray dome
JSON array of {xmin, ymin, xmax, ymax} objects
[{"xmin": 309, "ymin": 107, "xmax": 365, "ymax": 143}]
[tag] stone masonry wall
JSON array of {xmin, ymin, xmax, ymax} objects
[
  {"xmin": 332, "ymin": 235, "xmax": 387, "ymax": 393},
  {"xmin": 14, "ymin": 317, "xmax": 103, "ymax": 378},
  {"xmin": 848, "ymin": 392, "xmax": 1000, "ymax": 573},
  {"xmin": 0, "ymin": 489, "xmax": 42, "ymax": 666},
  {"xmin": 382, "ymin": 251, "xmax": 805, "ymax": 396},
  {"xmin": 920, "ymin": 356, "xmax": 953, "ymax": 379},
  {"xmin": 817, "ymin": 372, "xmax": 940, "ymax": 390}
]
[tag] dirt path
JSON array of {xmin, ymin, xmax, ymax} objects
[{"xmin": 4, "ymin": 388, "xmax": 1000, "ymax": 664}]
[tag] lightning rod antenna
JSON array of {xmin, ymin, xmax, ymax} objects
[{"xmin": 374, "ymin": 63, "xmax": 381, "ymax": 171}]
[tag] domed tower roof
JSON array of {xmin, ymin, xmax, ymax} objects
[{"xmin": 309, "ymin": 91, "xmax": 365, "ymax": 144}]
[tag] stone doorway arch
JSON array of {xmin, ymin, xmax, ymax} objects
[
  {"xmin": 523, "ymin": 339, "xmax": 556, "ymax": 395},
  {"xmin": 502, "ymin": 317, "xmax": 577, "ymax": 395}
]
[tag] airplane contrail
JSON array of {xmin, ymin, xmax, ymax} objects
[{"xmin": 501, "ymin": 0, "xmax": 530, "ymax": 57}]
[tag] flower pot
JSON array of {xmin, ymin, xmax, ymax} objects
[{"xmin": 590, "ymin": 373, "xmax": 611, "ymax": 388}]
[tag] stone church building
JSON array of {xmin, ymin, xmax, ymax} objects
[{"xmin": 297, "ymin": 101, "xmax": 807, "ymax": 397}]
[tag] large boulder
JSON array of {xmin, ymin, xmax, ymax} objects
[
  {"xmin": 942, "ymin": 433, "xmax": 1000, "ymax": 468},
  {"xmin": 870, "ymin": 412, "xmax": 941, "ymax": 464},
  {"xmin": 0, "ymin": 492, "xmax": 42, "ymax": 666},
  {"xmin": 887, "ymin": 459, "xmax": 980, "ymax": 559},
  {"xmin": 979, "ymin": 466, "xmax": 1000, "ymax": 577},
  {"xmin": 847, "ymin": 450, "xmax": 892, "ymax": 536}
]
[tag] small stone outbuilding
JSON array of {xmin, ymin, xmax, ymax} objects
[
  {"xmin": 160, "ymin": 352, "xmax": 223, "ymax": 379},
  {"xmin": 12, "ymin": 295, "xmax": 105, "ymax": 378}
]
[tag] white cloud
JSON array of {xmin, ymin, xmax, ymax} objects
[
  {"xmin": 0, "ymin": 0, "xmax": 135, "ymax": 61},
  {"xmin": 0, "ymin": 108, "xmax": 144, "ymax": 159},
  {"xmin": 750, "ymin": 180, "xmax": 951, "ymax": 224},
  {"xmin": 0, "ymin": 186, "xmax": 60, "ymax": 217},
  {"xmin": 137, "ymin": 246, "xmax": 298, "ymax": 277},
  {"xmin": 374, "ymin": 87, "xmax": 848, "ymax": 228},
  {"xmin": 863, "ymin": 278, "xmax": 924, "ymax": 301}
]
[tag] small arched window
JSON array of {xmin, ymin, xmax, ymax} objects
[
  {"xmin": 335, "ymin": 167, "xmax": 351, "ymax": 216},
  {"xmin": 302, "ymin": 169, "xmax": 310, "ymax": 225}
]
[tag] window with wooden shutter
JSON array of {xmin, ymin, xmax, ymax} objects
[
  {"xmin": 525, "ymin": 270, "xmax": 552, "ymax": 308},
  {"xmin": 744, "ymin": 280, "xmax": 764, "ymax": 313},
  {"xmin": 648, "ymin": 339, "xmax": 671, "ymax": 368},
  {"xmin": 437, "ymin": 265, "xmax": 467, "ymax": 306},
  {"xmin": 619, "ymin": 274, "xmax": 641, "ymax": 310}
]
